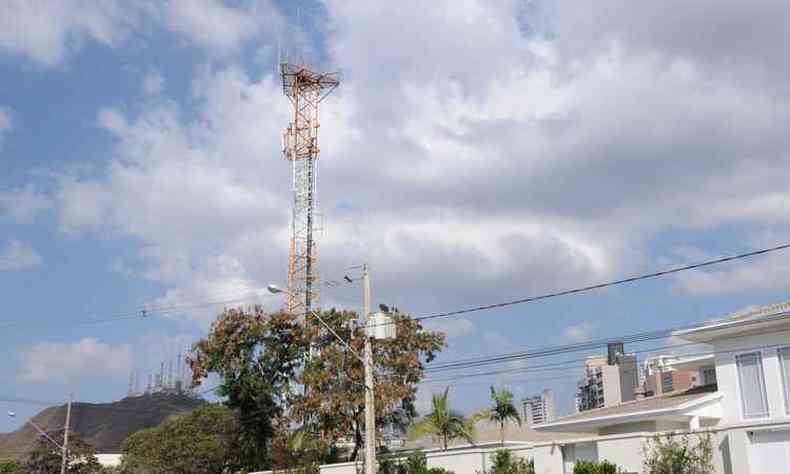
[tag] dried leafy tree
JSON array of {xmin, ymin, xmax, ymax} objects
[
  {"xmin": 190, "ymin": 308, "xmax": 305, "ymax": 470},
  {"xmin": 189, "ymin": 306, "xmax": 445, "ymax": 468}
]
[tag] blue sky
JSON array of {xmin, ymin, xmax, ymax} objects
[{"xmin": 3, "ymin": 0, "xmax": 790, "ymax": 432}]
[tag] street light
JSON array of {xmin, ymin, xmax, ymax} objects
[
  {"xmin": 7, "ymin": 412, "xmax": 63, "ymax": 451},
  {"xmin": 269, "ymin": 266, "xmax": 382, "ymax": 474}
]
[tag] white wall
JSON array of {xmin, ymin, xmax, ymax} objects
[
  {"xmin": 596, "ymin": 436, "xmax": 643, "ymax": 473},
  {"xmin": 713, "ymin": 329, "xmax": 790, "ymax": 425}
]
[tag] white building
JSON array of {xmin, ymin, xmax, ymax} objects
[
  {"xmin": 523, "ymin": 389, "xmax": 555, "ymax": 426},
  {"xmin": 536, "ymin": 299, "xmax": 790, "ymax": 473}
]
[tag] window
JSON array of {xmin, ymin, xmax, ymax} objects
[
  {"xmin": 702, "ymin": 367, "xmax": 717, "ymax": 386},
  {"xmin": 736, "ymin": 352, "xmax": 769, "ymax": 419},
  {"xmin": 779, "ymin": 347, "xmax": 790, "ymax": 414}
]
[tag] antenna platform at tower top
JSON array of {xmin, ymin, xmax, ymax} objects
[{"xmin": 280, "ymin": 62, "xmax": 340, "ymax": 102}]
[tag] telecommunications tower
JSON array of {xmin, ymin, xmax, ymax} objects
[{"xmin": 280, "ymin": 62, "xmax": 339, "ymax": 317}]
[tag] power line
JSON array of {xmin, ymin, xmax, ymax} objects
[
  {"xmin": 424, "ymin": 309, "xmax": 790, "ymax": 376},
  {"xmin": 415, "ymin": 242, "xmax": 790, "ymax": 322},
  {"xmin": 369, "ymin": 242, "xmax": 790, "ymax": 328}
]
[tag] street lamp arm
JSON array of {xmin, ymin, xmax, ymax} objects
[{"xmin": 28, "ymin": 420, "xmax": 64, "ymax": 451}]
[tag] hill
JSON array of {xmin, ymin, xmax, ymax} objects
[{"xmin": 0, "ymin": 392, "xmax": 204, "ymax": 459}]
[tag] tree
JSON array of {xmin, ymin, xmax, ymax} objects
[
  {"xmin": 189, "ymin": 307, "xmax": 445, "ymax": 466},
  {"xmin": 483, "ymin": 450, "xmax": 534, "ymax": 474},
  {"xmin": 189, "ymin": 308, "xmax": 305, "ymax": 470},
  {"xmin": 289, "ymin": 309, "xmax": 445, "ymax": 460},
  {"xmin": 407, "ymin": 388, "xmax": 477, "ymax": 450},
  {"xmin": 642, "ymin": 433, "xmax": 714, "ymax": 474},
  {"xmin": 0, "ymin": 460, "xmax": 17, "ymax": 473},
  {"xmin": 486, "ymin": 387, "xmax": 521, "ymax": 444},
  {"xmin": 120, "ymin": 404, "xmax": 241, "ymax": 474},
  {"xmin": 20, "ymin": 430, "xmax": 101, "ymax": 474}
]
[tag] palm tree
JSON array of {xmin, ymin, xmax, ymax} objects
[
  {"xmin": 487, "ymin": 386, "xmax": 522, "ymax": 444},
  {"xmin": 407, "ymin": 387, "xmax": 477, "ymax": 450}
]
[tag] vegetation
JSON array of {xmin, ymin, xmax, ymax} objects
[
  {"xmin": 485, "ymin": 387, "xmax": 521, "ymax": 444},
  {"xmin": 120, "ymin": 404, "xmax": 242, "ymax": 474},
  {"xmin": 270, "ymin": 429, "xmax": 328, "ymax": 474},
  {"xmin": 572, "ymin": 459, "xmax": 626, "ymax": 474},
  {"xmin": 189, "ymin": 306, "xmax": 445, "ymax": 469},
  {"xmin": 407, "ymin": 387, "xmax": 477, "ymax": 450},
  {"xmin": 378, "ymin": 450, "xmax": 454, "ymax": 474},
  {"xmin": 20, "ymin": 430, "xmax": 101, "ymax": 473},
  {"xmin": 0, "ymin": 460, "xmax": 17, "ymax": 474},
  {"xmin": 642, "ymin": 433, "xmax": 714, "ymax": 474},
  {"xmin": 483, "ymin": 450, "xmax": 534, "ymax": 474}
]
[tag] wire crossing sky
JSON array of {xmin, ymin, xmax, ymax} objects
[{"xmin": 3, "ymin": 0, "xmax": 790, "ymax": 427}]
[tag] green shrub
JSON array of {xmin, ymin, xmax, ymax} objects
[
  {"xmin": 642, "ymin": 433, "xmax": 714, "ymax": 474},
  {"xmin": 573, "ymin": 459, "xmax": 626, "ymax": 474},
  {"xmin": 485, "ymin": 450, "xmax": 535, "ymax": 474},
  {"xmin": 0, "ymin": 460, "xmax": 17, "ymax": 474},
  {"xmin": 378, "ymin": 450, "xmax": 454, "ymax": 474}
]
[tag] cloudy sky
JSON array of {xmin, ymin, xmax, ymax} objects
[{"xmin": 2, "ymin": 0, "xmax": 790, "ymax": 431}]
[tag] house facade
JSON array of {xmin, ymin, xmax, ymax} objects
[{"xmin": 536, "ymin": 299, "xmax": 790, "ymax": 473}]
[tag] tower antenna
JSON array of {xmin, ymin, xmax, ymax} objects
[{"xmin": 280, "ymin": 63, "xmax": 339, "ymax": 318}]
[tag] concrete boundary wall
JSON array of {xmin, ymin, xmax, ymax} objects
[{"xmin": 253, "ymin": 423, "xmax": 790, "ymax": 474}]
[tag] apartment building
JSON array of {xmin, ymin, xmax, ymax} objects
[
  {"xmin": 522, "ymin": 389, "xmax": 555, "ymax": 426},
  {"xmin": 575, "ymin": 343, "xmax": 638, "ymax": 412}
]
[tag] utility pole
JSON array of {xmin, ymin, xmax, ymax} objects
[
  {"xmin": 363, "ymin": 264, "xmax": 376, "ymax": 474},
  {"xmin": 60, "ymin": 394, "xmax": 71, "ymax": 474}
]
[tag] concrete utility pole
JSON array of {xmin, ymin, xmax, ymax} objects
[
  {"xmin": 363, "ymin": 264, "xmax": 376, "ymax": 474},
  {"xmin": 60, "ymin": 394, "xmax": 72, "ymax": 474}
]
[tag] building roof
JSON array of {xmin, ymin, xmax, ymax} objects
[
  {"xmin": 674, "ymin": 299, "xmax": 790, "ymax": 343},
  {"xmin": 535, "ymin": 384, "xmax": 721, "ymax": 432}
]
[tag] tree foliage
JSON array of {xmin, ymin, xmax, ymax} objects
[
  {"xmin": 0, "ymin": 460, "xmax": 17, "ymax": 474},
  {"xmin": 189, "ymin": 306, "xmax": 445, "ymax": 468},
  {"xmin": 407, "ymin": 388, "xmax": 477, "ymax": 451},
  {"xmin": 120, "ymin": 404, "xmax": 241, "ymax": 474},
  {"xmin": 190, "ymin": 308, "xmax": 303, "ymax": 470},
  {"xmin": 20, "ymin": 430, "xmax": 101, "ymax": 474},
  {"xmin": 573, "ymin": 459, "xmax": 626, "ymax": 474},
  {"xmin": 378, "ymin": 450, "xmax": 454, "ymax": 474},
  {"xmin": 486, "ymin": 387, "xmax": 521, "ymax": 444},
  {"xmin": 642, "ymin": 433, "xmax": 714, "ymax": 474},
  {"xmin": 483, "ymin": 450, "xmax": 534, "ymax": 474}
]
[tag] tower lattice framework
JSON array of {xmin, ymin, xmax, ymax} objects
[{"xmin": 280, "ymin": 63, "xmax": 339, "ymax": 317}]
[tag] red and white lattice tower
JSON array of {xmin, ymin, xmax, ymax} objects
[{"xmin": 280, "ymin": 62, "xmax": 339, "ymax": 317}]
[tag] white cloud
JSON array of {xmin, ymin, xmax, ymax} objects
[
  {"xmin": 43, "ymin": 0, "xmax": 790, "ymax": 328},
  {"xmin": 142, "ymin": 69, "xmax": 164, "ymax": 96},
  {"xmin": 0, "ymin": 185, "xmax": 52, "ymax": 223},
  {"xmin": 674, "ymin": 254, "xmax": 790, "ymax": 296},
  {"xmin": 19, "ymin": 338, "xmax": 133, "ymax": 382},
  {"xmin": 163, "ymin": 0, "xmax": 284, "ymax": 56},
  {"xmin": 0, "ymin": 0, "xmax": 146, "ymax": 66},
  {"xmin": 562, "ymin": 321, "xmax": 596, "ymax": 343},
  {"xmin": 426, "ymin": 318, "xmax": 475, "ymax": 340},
  {"xmin": 0, "ymin": 239, "xmax": 42, "ymax": 271}
]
